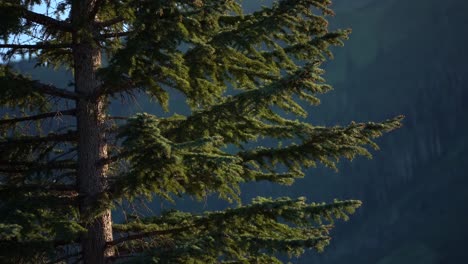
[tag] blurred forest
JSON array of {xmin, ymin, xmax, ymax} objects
[{"xmin": 8, "ymin": 0, "xmax": 468, "ymax": 263}]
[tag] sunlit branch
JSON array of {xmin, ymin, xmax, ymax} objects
[
  {"xmin": 0, "ymin": 240, "xmax": 80, "ymax": 252},
  {"xmin": 99, "ymin": 151, "xmax": 131, "ymax": 166},
  {"xmin": 105, "ymin": 254, "xmax": 138, "ymax": 262}
]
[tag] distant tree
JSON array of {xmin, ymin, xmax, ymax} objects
[{"xmin": 0, "ymin": 0, "xmax": 403, "ymax": 263}]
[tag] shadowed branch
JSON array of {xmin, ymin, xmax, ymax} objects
[{"xmin": 0, "ymin": 109, "xmax": 76, "ymax": 125}]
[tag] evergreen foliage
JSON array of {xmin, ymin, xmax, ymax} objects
[{"xmin": 0, "ymin": 0, "xmax": 402, "ymax": 263}]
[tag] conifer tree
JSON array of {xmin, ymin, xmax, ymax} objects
[{"xmin": 0, "ymin": 0, "xmax": 403, "ymax": 263}]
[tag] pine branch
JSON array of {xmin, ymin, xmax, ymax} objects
[
  {"xmin": 95, "ymin": 17, "xmax": 124, "ymax": 27},
  {"xmin": 47, "ymin": 251, "xmax": 82, "ymax": 264},
  {"xmin": 107, "ymin": 116, "xmax": 128, "ymax": 120},
  {"xmin": 1, "ymin": 69, "xmax": 79, "ymax": 100},
  {"xmin": 105, "ymin": 254, "xmax": 138, "ymax": 262},
  {"xmin": 164, "ymin": 62, "xmax": 323, "ymax": 142},
  {"xmin": 99, "ymin": 31, "xmax": 132, "ymax": 39},
  {"xmin": 0, "ymin": 160, "xmax": 76, "ymax": 171},
  {"xmin": 238, "ymin": 117, "xmax": 404, "ymax": 170},
  {"xmin": 209, "ymin": 1, "xmax": 333, "ymax": 51},
  {"xmin": 0, "ymin": 43, "xmax": 72, "ymax": 49},
  {"xmin": 0, "ymin": 109, "xmax": 76, "ymax": 125},
  {"xmin": 0, "ymin": 184, "xmax": 77, "ymax": 195},
  {"xmin": 108, "ymin": 198, "xmax": 361, "ymax": 261},
  {"xmin": 32, "ymin": 81, "xmax": 80, "ymax": 100},
  {"xmin": 95, "ymin": 79, "xmax": 137, "ymax": 98},
  {"xmin": 0, "ymin": 240, "xmax": 81, "ymax": 253},
  {"xmin": 107, "ymin": 225, "xmax": 195, "ymax": 247},
  {"xmin": 0, "ymin": 168, "xmax": 74, "ymax": 174},
  {"xmin": 21, "ymin": 8, "xmax": 73, "ymax": 32},
  {"xmin": 0, "ymin": 131, "xmax": 78, "ymax": 146},
  {"xmin": 89, "ymin": 0, "xmax": 106, "ymax": 20},
  {"xmin": 71, "ymin": 257, "xmax": 83, "ymax": 264}
]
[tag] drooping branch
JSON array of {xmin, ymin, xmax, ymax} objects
[{"xmin": 0, "ymin": 109, "xmax": 76, "ymax": 126}]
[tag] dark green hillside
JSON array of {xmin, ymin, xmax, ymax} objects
[
  {"xmin": 5, "ymin": 0, "xmax": 468, "ymax": 262},
  {"xmin": 299, "ymin": 0, "xmax": 468, "ymax": 263}
]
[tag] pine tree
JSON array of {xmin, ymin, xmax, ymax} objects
[{"xmin": 0, "ymin": 0, "xmax": 403, "ymax": 263}]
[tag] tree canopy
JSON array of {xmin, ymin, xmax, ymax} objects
[{"xmin": 0, "ymin": 0, "xmax": 402, "ymax": 263}]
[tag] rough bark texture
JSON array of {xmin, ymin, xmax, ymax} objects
[{"xmin": 72, "ymin": 1, "xmax": 114, "ymax": 263}]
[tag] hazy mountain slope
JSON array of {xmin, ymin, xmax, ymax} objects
[{"xmin": 296, "ymin": 0, "xmax": 468, "ymax": 263}]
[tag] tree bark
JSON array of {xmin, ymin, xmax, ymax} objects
[{"xmin": 72, "ymin": 1, "xmax": 114, "ymax": 263}]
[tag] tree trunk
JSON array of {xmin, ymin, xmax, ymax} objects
[{"xmin": 72, "ymin": 1, "xmax": 114, "ymax": 263}]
